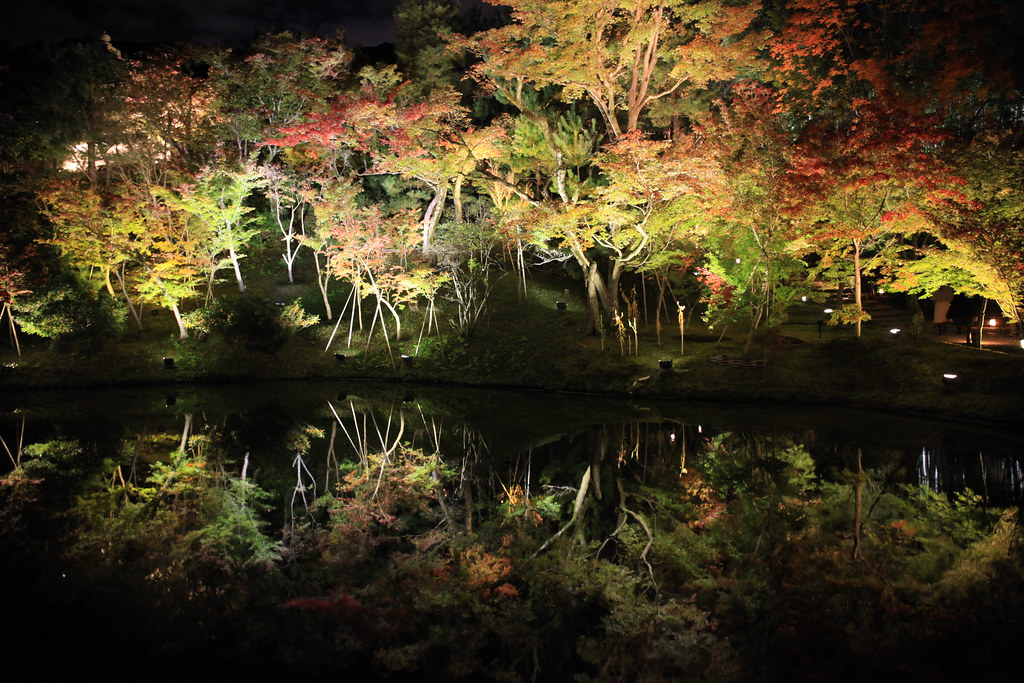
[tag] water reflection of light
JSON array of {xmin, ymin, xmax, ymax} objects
[{"xmin": 918, "ymin": 447, "xmax": 941, "ymax": 492}]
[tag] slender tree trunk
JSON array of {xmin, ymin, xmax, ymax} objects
[
  {"xmin": 314, "ymin": 252, "xmax": 333, "ymax": 320},
  {"xmin": 170, "ymin": 302, "xmax": 188, "ymax": 339},
  {"xmin": 453, "ymin": 174, "xmax": 464, "ymax": 224},
  {"xmin": 853, "ymin": 239, "xmax": 863, "ymax": 338},
  {"xmin": 229, "ymin": 243, "xmax": 245, "ymax": 292},
  {"xmin": 2, "ymin": 303, "xmax": 22, "ymax": 357},
  {"xmin": 975, "ymin": 298, "xmax": 988, "ymax": 348},
  {"xmin": 852, "ymin": 448, "xmax": 864, "ymax": 560},
  {"xmin": 117, "ymin": 265, "xmax": 144, "ymax": 330},
  {"xmin": 608, "ymin": 260, "xmax": 625, "ymax": 318},
  {"xmin": 585, "ymin": 262, "xmax": 604, "ymax": 335},
  {"xmin": 179, "ymin": 413, "xmax": 193, "ymax": 454}
]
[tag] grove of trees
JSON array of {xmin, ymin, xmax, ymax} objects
[{"xmin": 2, "ymin": 0, "xmax": 1023, "ymax": 355}]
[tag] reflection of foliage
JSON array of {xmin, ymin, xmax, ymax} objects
[
  {"xmin": 9, "ymin": 423, "xmax": 1021, "ymax": 679},
  {"xmin": 0, "ymin": 468, "xmax": 42, "ymax": 537},
  {"xmin": 69, "ymin": 442, "xmax": 281, "ymax": 574}
]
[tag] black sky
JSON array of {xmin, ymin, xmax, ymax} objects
[{"xmin": 2, "ymin": 0, "xmax": 408, "ymax": 48}]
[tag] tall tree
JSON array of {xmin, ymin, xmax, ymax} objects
[
  {"xmin": 38, "ymin": 180, "xmax": 147, "ymax": 329},
  {"xmin": 269, "ymin": 67, "xmax": 469, "ymax": 257},
  {"xmin": 211, "ymin": 32, "xmax": 352, "ymax": 163},
  {"xmin": 112, "ymin": 46, "xmax": 219, "ymax": 183},
  {"xmin": 458, "ymin": 0, "xmax": 763, "ymax": 138},
  {"xmin": 696, "ymin": 83, "xmax": 815, "ymax": 351},
  {"xmin": 160, "ymin": 161, "xmax": 265, "ymax": 294},
  {"xmin": 394, "ymin": 0, "xmax": 465, "ymax": 96}
]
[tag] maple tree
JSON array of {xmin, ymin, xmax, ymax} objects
[
  {"xmin": 798, "ymin": 95, "xmax": 962, "ymax": 336},
  {"xmin": 765, "ymin": 1, "xmax": 971, "ymax": 337},
  {"xmin": 111, "ymin": 47, "xmax": 220, "ymax": 184},
  {"xmin": 694, "ymin": 83, "xmax": 815, "ymax": 350},
  {"xmin": 133, "ymin": 189, "xmax": 208, "ymax": 339},
  {"xmin": 892, "ymin": 138, "xmax": 1024, "ymax": 333},
  {"xmin": 305, "ymin": 174, "xmax": 423, "ymax": 357},
  {"xmin": 269, "ymin": 67, "xmax": 470, "ymax": 258},
  {"xmin": 159, "ymin": 160, "xmax": 266, "ymax": 295},
  {"xmin": 458, "ymin": 0, "xmax": 763, "ymax": 138},
  {"xmin": 38, "ymin": 180, "xmax": 148, "ymax": 329},
  {"xmin": 261, "ymin": 162, "xmax": 311, "ymax": 284},
  {"xmin": 210, "ymin": 32, "xmax": 352, "ymax": 163}
]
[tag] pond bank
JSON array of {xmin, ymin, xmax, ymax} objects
[{"xmin": 3, "ymin": 326, "xmax": 1023, "ymax": 430}]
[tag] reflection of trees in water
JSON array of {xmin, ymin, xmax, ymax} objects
[
  {"xmin": 5, "ymin": 403, "xmax": 1023, "ymax": 681},
  {"xmin": 918, "ymin": 446, "xmax": 1024, "ymax": 506}
]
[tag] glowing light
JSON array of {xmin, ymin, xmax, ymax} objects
[
  {"xmin": 890, "ymin": 328, "xmax": 901, "ymax": 336},
  {"xmin": 1020, "ymin": 339, "xmax": 1024, "ymax": 350},
  {"xmin": 988, "ymin": 318, "xmax": 998, "ymax": 327},
  {"xmin": 800, "ymin": 296, "xmax": 807, "ymax": 302},
  {"xmin": 669, "ymin": 433, "xmax": 676, "ymax": 443},
  {"xmin": 878, "ymin": 288, "xmax": 885, "ymax": 294},
  {"xmin": 824, "ymin": 308, "xmax": 834, "ymax": 314},
  {"xmin": 943, "ymin": 373, "xmax": 958, "ymax": 380},
  {"xmin": 735, "ymin": 258, "xmax": 742, "ymax": 264}
]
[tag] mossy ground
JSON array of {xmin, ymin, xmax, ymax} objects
[{"xmin": 2, "ymin": 273, "xmax": 1022, "ymax": 426}]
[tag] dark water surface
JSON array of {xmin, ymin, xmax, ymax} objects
[{"xmin": 5, "ymin": 379, "xmax": 1021, "ymax": 503}]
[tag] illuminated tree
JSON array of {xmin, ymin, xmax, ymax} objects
[
  {"xmin": 458, "ymin": 0, "xmax": 763, "ymax": 138},
  {"xmin": 893, "ymin": 140, "xmax": 1024, "ymax": 335},
  {"xmin": 261, "ymin": 162, "xmax": 310, "ymax": 284},
  {"xmin": 695, "ymin": 83, "xmax": 815, "ymax": 351},
  {"xmin": 210, "ymin": 32, "xmax": 352, "ymax": 163},
  {"xmin": 269, "ymin": 67, "xmax": 469, "ymax": 257},
  {"xmin": 160, "ymin": 161, "xmax": 266, "ymax": 294},
  {"xmin": 38, "ymin": 180, "xmax": 147, "ymax": 329},
  {"xmin": 111, "ymin": 46, "xmax": 219, "ymax": 183},
  {"xmin": 134, "ymin": 190, "xmax": 208, "ymax": 339},
  {"xmin": 803, "ymin": 100, "xmax": 959, "ymax": 337}
]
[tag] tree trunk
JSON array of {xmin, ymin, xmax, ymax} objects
[
  {"xmin": 974, "ymin": 298, "xmax": 988, "ymax": 348},
  {"xmin": 170, "ymin": 302, "xmax": 189, "ymax": 339},
  {"xmin": 608, "ymin": 260, "xmax": 625, "ymax": 318},
  {"xmin": 229, "ymin": 243, "xmax": 245, "ymax": 292},
  {"xmin": 585, "ymin": 262, "xmax": 606, "ymax": 335},
  {"xmin": 116, "ymin": 264, "xmax": 144, "ymax": 330},
  {"xmin": 453, "ymin": 174, "xmax": 464, "ymax": 224},
  {"xmin": 421, "ymin": 184, "xmax": 448, "ymax": 257},
  {"xmin": 853, "ymin": 239, "xmax": 863, "ymax": 338}
]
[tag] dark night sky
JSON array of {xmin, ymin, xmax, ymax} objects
[{"xmin": 2, "ymin": 0, "xmax": 412, "ymax": 47}]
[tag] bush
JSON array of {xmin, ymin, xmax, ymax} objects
[
  {"xmin": 184, "ymin": 295, "xmax": 318, "ymax": 353},
  {"xmin": 14, "ymin": 274, "xmax": 126, "ymax": 350}
]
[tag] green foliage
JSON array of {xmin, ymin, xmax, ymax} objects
[
  {"xmin": 184, "ymin": 294, "xmax": 316, "ymax": 352},
  {"xmin": 15, "ymin": 272, "xmax": 126, "ymax": 348},
  {"xmin": 69, "ymin": 442, "xmax": 281, "ymax": 574}
]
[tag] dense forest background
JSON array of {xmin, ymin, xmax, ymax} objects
[{"xmin": 2, "ymin": 0, "xmax": 1023, "ymax": 357}]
